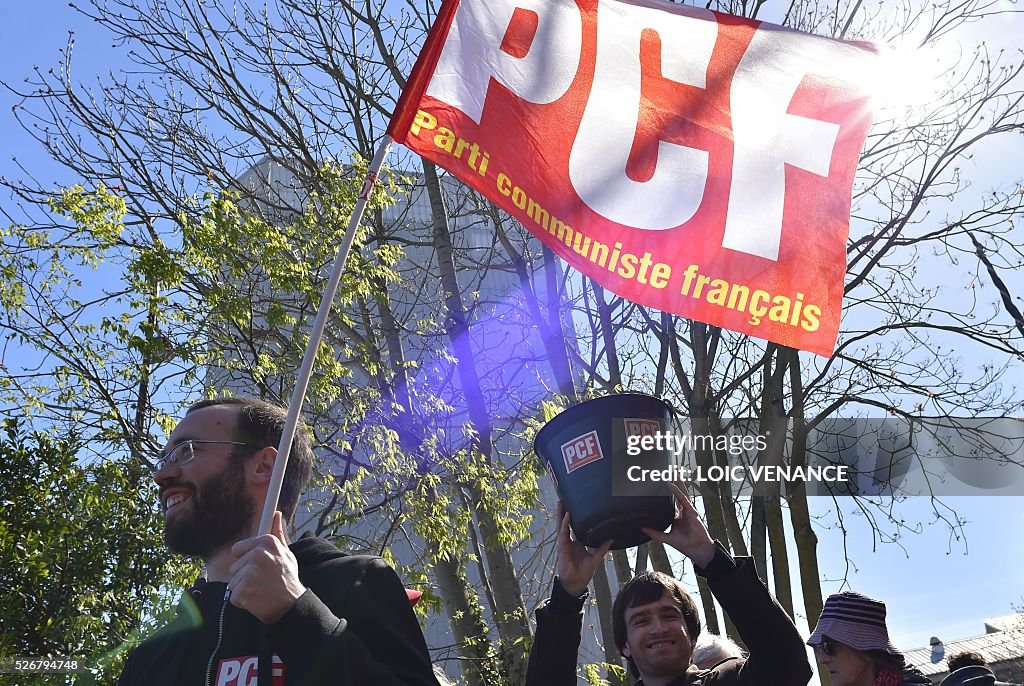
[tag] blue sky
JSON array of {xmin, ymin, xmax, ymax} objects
[
  {"xmin": 811, "ymin": 496, "xmax": 1023, "ymax": 650},
  {"xmin": 2, "ymin": 0, "xmax": 1022, "ymax": 665},
  {"xmin": 2, "ymin": 4, "xmax": 114, "ymax": 228}
]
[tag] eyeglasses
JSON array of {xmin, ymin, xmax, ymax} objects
[
  {"xmin": 154, "ymin": 439, "xmax": 260, "ymax": 472},
  {"xmin": 814, "ymin": 638, "xmax": 839, "ymax": 657}
]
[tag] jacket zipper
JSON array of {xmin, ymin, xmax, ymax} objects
[{"xmin": 205, "ymin": 589, "xmax": 230, "ymax": 686}]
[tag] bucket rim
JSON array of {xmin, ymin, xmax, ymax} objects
[{"xmin": 533, "ymin": 392, "xmax": 676, "ymax": 451}]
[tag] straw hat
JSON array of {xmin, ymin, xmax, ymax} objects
[{"xmin": 807, "ymin": 591, "xmax": 901, "ymax": 656}]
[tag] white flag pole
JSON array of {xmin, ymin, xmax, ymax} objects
[{"xmin": 258, "ymin": 136, "xmax": 394, "ymax": 536}]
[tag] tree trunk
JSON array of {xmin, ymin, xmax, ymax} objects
[
  {"xmin": 370, "ymin": 216, "xmax": 416, "ymax": 430},
  {"xmin": 592, "ymin": 560, "xmax": 622, "ymax": 672},
  {"xmin": 648, "ymin": 541, "xmax": 673, "ymax": 576},
  {"xmin": 681, "ymin": 325, "xmax": 731, "ymax": 548},
  {"xmin": 612, "ymin": 549, "xmax": 633, "ymax": 588},
  {"xmin": 433, "ymin": 553, "xmax": 497, "ymax": 686},
  {"xmin": 492, "ymin": 208, "xmax": 576, "ymax": 396},
  {"xmin": 788, "ymin": 352, "xmax": 824, "ymax": 636},
  {"xmin": 422, "ymin": 160, "xmax": 531, "ymax": 682},
  {"xmin": 634, "ymin": 544, "xmax": 649, "ymax": 576},
  {"xmin": 790, "ymin": 428, "xmax": 823, "ymax": 633},
  {"xmin": 750, "ymin": 498, "xmax": 769, "ymax": 582},
  {"xmin": 542, "ymin": 245, "xmax": 578, "ymax": 397},
  {"xmin": 469, "ymin": 498, "xmax": 533, "ymax": 666},
  {"xmin": 749, "ymin": 347, "xmax": 796, "ymax": 609},
  {"xmin": 696, "ymin": 575, "xmax": 721, "ymax": 636},
  {"xmin": 421, "ymin": 161, "xmax": 493, "ymax": 455},
  {"xmin": 710, "ymin": 432, "xmax": 750, "ymax": 557},
  {"xmin": 593, "ymin": 282, "xmax": 622, "ymax": 389},
  {"xmin": 765, "ymin": 495, "xmax": 795, "ymax": 619}
]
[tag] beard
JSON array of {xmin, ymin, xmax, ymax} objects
[{"xmin": 163, "ymin": 459, "xmax": 256, "ymax": 558}]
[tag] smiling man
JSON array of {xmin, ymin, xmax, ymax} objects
[
  {"xmin": 525, "ymin": 487, "xmax": 811, "ymax": 686},
  {"xmin": 118, "ymin": 397, "xmax": 439, "ymax": 686}
]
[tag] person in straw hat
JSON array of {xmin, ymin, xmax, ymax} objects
[{"xmin": 807, "ymin": 592, "xmax": 930, "ymax": 686}]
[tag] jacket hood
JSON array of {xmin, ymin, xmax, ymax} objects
[{"xmin": 290, "ymin": 532, "xmax": 349, "ymax": 568}]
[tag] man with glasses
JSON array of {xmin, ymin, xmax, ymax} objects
[
  {"xmin": 118, "ymin": 397, "xmax": 439, "ymax": 686},
  {"xmin": 526, "ymin": 486, "xmax": 812, "ymax": 686}
]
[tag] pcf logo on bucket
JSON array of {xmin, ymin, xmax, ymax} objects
[
  {"xmin": 624, "ymin": 418, "xmax": 661, "ymax": 439},
  {"xmin": 561, "ymin": 430, "xmax": 603, "ymax": 473}
]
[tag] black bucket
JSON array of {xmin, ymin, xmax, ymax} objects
[{"xmin": 535, "ymin": 393, "xmax": 675, "ymax": 550}]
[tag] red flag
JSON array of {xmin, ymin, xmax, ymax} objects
[{"xmin": 389, "ymin": 0, "xmax": 878, "ymax": 356}]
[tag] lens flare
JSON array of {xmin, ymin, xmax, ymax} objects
[{"xmin": 866, "ymin": 40, "xmax": 960, "ymax": 115}]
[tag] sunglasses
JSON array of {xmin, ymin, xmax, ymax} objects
[{"xmin": 814, "ymin": 638, "xmax": 839, "ymax": 657}]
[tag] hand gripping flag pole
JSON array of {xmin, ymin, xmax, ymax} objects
[{"xmin": 257, "ymin": 136, "xmax": 393, "ymax": 536}]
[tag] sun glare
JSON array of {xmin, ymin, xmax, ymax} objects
[{"xmin": 866, "ymin": 40, "xmax": 961, "ymax": 116}]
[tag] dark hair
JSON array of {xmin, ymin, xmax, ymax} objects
[
  {"xmin": 948, "ymin": 652, "xmax": 988, "ymax": 672},
  {"xmin": 187, "ymin": 397, "xmax": 313, "ymax": 523},
  {"xmin": 612, "ymin": 571, "xmax": 701, "ymax": 677}
]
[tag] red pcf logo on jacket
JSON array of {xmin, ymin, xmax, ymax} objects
[
  {"xmin": 216, "ymin": 654, "xmax": 285, "ymax": 686},
  {"xmin": 561, "ymin": 430, "xmax": 603, "ymax": 473}
]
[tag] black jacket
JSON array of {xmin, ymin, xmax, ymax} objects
[
  {"xmin": 525, "ymin": 542, "xmax": 812, "ymax": 686},
  {"xmin": 939, "ymin": 666, "xmax": 1017, "ymax": 686},
  {"xmin": 118, "ymin": 535, "xmax": 439, "ymax": 686}
]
